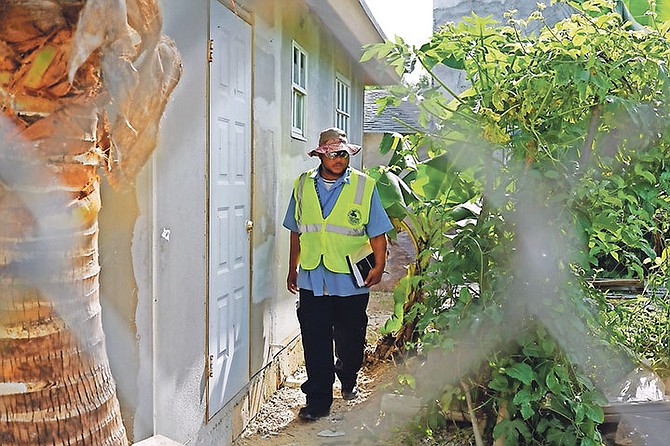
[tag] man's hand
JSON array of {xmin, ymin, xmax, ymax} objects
[
  {"xmin": 364, "ymin": 265, "xmax": 384, "ymax": 287},
  {"xmin": 287, "ymin": 269, "xmax": 299, "ymax": 294}
]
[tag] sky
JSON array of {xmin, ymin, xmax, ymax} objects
[
  {"xmin": 363, "ymin": 0, "xmax": 433, "ymax": 81},
  {"xmin": 364, "ymin": 0, "xmax": 433, "ymax": 48}
]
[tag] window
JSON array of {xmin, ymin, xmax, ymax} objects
[
  {"xmin": 335, "ymin": 74, "xmax": 350, "ymax": 134},
  {"xmin": 292, "ymin": 41, "xmax": 307, "ymax": 138}
]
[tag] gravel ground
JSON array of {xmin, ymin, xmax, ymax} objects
[
  {"xmin": 233, "ymin": 359, "xmax": 409, "ymax": 446},
  {"xmin": 234, "ymin": 291, "xmax": 400, "ymax": 445}
]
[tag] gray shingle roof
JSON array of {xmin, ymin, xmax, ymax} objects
[{"xmin": 364, "ymin": 89, "xmax": 421, "ymax": 134}]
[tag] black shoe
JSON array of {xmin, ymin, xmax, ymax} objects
[
  {"xmin": 298, "ymin": 405, "xmax": 330, "ymax": 421},
  {"xmin": 342, "ymin": 386, "xmax": 358, "ymax": 401}
]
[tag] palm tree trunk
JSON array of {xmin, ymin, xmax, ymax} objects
[
  {"xmin": 0, "ymin": 112, "xmax": 129, "ymax": 445},
  {"xmin": 0, "ymin": 1, "xmax": 181, "ymax": 444}
]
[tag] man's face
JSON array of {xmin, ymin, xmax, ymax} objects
[{"xmin": 318, "ymin": 149, "xmax": 350, "ymax": 179}]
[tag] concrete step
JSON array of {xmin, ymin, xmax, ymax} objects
[
  {"xmin": 133, "ymin": 434, "xmax": 182, "ymax": 446},
  {"xmin": 604, "ymin": 401, "xmax": 670, "ymax": 424},
  {"xmin": 602, "ymin": 401, "xmax": 670, "ymax": 446}
]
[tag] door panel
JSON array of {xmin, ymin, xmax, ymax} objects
[{"xmin": 208, "ymin": 0, "xmax": 252, "ymax": 418}]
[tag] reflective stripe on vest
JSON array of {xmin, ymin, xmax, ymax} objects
[
  {"xmin": 295, "ymin": 171, "xmax": 309, "ymax": 227},
  {"xmin": 298, "ymin": 223, "xmax": 366, "ymax": 237}
]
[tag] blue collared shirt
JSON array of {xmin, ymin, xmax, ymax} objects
[{"xmin": 283, "ymin": 167, "xmax": 393, "ymax": 297}]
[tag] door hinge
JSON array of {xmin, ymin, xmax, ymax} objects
[
  {"xmin": 208, "ymin": 355, "xmax": 214, "ymax": 378},
  {"xmin": 207, "ymin": 39, "xmax": 214, "ymax": 63}
]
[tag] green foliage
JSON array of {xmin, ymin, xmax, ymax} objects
[
  {"xmin": 362, "ymin": 0, "xmax": 670, "ymax": 444},
  {"xmin": 488, "ymin": 326, "xmax": 607, "ymax": 445},
  {"xmin": 621, "ymin": 0, "xmax": 670, "ymax": 24}
]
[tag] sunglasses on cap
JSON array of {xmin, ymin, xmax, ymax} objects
[{"xmin": 322, "ymin": 150, "xmax": 349, "ymax": 159}]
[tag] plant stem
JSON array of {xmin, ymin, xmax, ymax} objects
[
  {"xmin": 461, "ymin": 379, "xmax": 485, "ymax": 446},
  {"xmin": 418, "ymin": 55, "xmax": 465, "ymax": 105}
]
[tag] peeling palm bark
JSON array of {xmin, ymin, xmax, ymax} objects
[{"xmin": 0, "ymin": 1, "xmax": 181, "ymax": 445}]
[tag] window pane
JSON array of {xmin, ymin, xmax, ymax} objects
[
  {"xmin": 296, "ymin": 94, "xmax": 303, "ymax": 125},
  {"xmin": 335, "ymin": 75, "xmax": 350, "ymax": 134},
  {"xmin": 299, "ymin": 53, "xmax": 306, "ymax": 87},
  {"xmin": 293, "ymin": 49, "xmax": 299, "ymax": 84},
  {"xmin": 293, "ymin": 91, "xmax": 304, "ymax": 133}
]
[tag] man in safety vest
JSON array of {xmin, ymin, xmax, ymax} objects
[{"xmin": 283, "ymin": 127, "xmax": 393, "ymax": 421}]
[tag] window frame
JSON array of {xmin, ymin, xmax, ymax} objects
[
  {"xmin": 334, "ymin": 73, "xmax": 351, "ymax": 134},
  {"xmin": 291, "ymin": 41, "xmax": 308, "ymax": 139}
]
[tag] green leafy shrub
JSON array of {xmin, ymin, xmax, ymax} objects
[{"xmin": 363, "ymin": 0, "xmax": 670, "ymax": 444}]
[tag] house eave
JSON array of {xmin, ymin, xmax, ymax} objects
[{"xmin": 305, "ymin": 0, "xmax": 401, "ymax": 85}]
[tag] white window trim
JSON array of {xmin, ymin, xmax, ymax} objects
[
  {"xmin": 291, "ymin": 41, "xmax": 308, "ymax": 140},
  {"xmin": 334, "ymin": 73, "xmax": 351, "ymax": 134}
]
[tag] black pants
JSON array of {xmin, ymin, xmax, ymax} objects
[{"xmin": 297, "ymin": 289, "xmax": 369, "ymax": 410}]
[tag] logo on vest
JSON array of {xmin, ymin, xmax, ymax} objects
[{"xmin": 347, "ymin": 209, "xmax": 362, "ymax": 226}]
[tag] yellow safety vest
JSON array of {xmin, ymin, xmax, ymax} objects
[{"xmin": 294, "ymin": 168, "xmax": 375, "ymax": 273}]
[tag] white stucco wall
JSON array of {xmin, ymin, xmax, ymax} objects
[
  {"xmin": 251, "ymin": 0, "xmax": 296, "ymax": 376},
  {"xmin": 133, "ymin": 0, "xmax": 209, "ymax": 443},
  {"xmin": 99, "ymin": 0, "xmax": 209, "ymax": 443}
]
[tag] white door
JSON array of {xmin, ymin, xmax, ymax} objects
[{"xmin": 208, "ymin": 0, "xmax": 252, "ymax": 417}]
